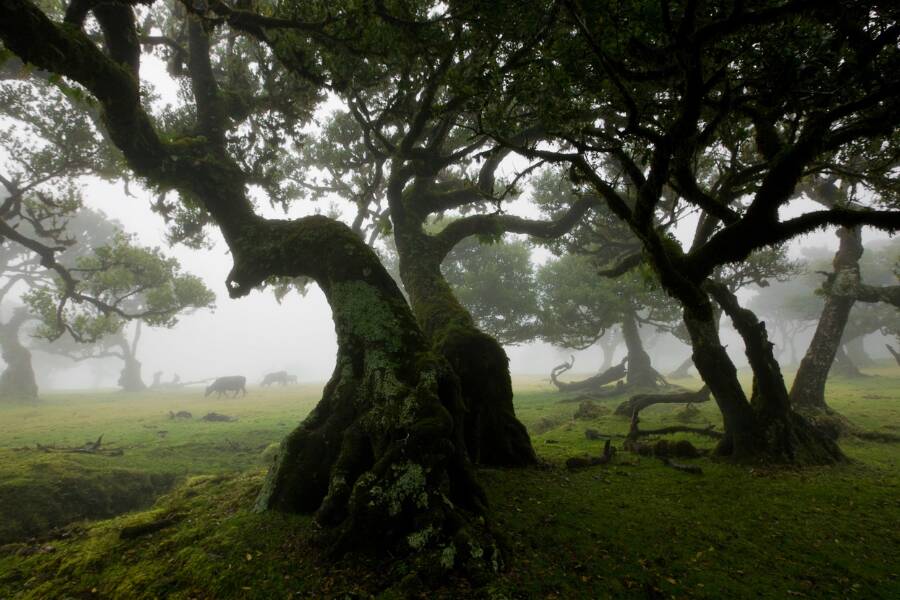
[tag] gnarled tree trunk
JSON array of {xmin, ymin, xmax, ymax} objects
[
  {"xmin": 240, "ymin": 218, "xmax": 500, "ymax": 571},
  {"xmin": 393, "ymin": 223, "xmax": 536, "ymax": 467},
  {"xmin": 0, "ymin": 6, "xmax": 502, "ymax": 573},
  {"xmin": 117, "ymin": 355, "xmax": 145, "ymax": 392},
  {"xmin": 0, "ymin": 308, "xmax": 38, "ymax": 403}
]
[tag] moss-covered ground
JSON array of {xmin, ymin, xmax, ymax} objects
[{"xmin": 0, "ymin": 368, "xmax": 898, "ymax": 598}]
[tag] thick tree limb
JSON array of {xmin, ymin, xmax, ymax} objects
[
  {"xmin": 434, "ymin": 194, "xmax": 600, "ymax": 258},
  {"xmin": 614, "ymin": 385, "xmax": 711, "ymax": 416}
]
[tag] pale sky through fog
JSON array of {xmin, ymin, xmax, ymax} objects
[{"xmin": 9, "ymin": 57, "xmax": 894, "ymax": 391}]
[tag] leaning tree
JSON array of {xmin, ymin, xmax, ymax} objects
[{"xmin": 483, "ymin": 0, "xmax": 900, "ymax": 463}]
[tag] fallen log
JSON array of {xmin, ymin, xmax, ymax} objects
[
  {"xmin": 615, "ymin": 385, "xmax": 710, "ymax": 416},
  {"xmin": 551, "ymin": 356, "xmax": 628, "ymax": 393}
]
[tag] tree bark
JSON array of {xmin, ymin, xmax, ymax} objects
[
  {"xmin": 620, "ymin": 309, "xmax": 661, "ymax": 388},
  {"xmin": 393, "ymin": 217, "xmax": 536, "ymax": 467},
  {"xmin": 0, "ymin": 308, "xmax": 38, "ymax": 403},
  {"xmin": 790, "ymin": 227, "xmax": 863, "ymax": 411},
  {"xmin": 704, "ymin": 282, "xmax": 843, "ymax": 463}
]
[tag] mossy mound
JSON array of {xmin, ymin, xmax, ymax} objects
[
  {"xmin": 0, "ymin": 456, "xmax": 175, "ymax": 544},
  {"xmin": 0, "ymin": 472, "xmax": 468, "ymax": 599}
]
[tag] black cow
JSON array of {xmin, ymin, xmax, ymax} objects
[
  {"xmin": 260, "ymin": 371, "xmax": 290, "ymax": 386},
  {"xmin": 205, "ymin": 376, "xmax": 247, "ymax": 397}
]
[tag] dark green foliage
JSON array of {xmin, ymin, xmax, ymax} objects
[{"xmin": 441, "ymin": 235, "xmax": 538, "ymax": 345}]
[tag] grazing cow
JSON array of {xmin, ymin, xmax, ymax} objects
[
  {"xmin": 285, "ymin": 374, "xmax": 298, "ymax": 385},
  {"xmin": 260, "ymin": 371, "xmax": 290, "ymax": 386},
  {"xmin": 205, "ymin": 376, "xmax": 247, "ymax": 397}
]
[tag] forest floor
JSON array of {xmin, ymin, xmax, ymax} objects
[{"xmin": 0, "ymin": 367, "xmax": 898, "ymax": 599}]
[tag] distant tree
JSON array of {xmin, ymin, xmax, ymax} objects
[
  {"xmin": 441, "ymin": 235, "xmax": 539, "ymax": 345},
  {"xmin": 0, "ymin": 67, "xmax": 215, "ymax": 396},
  {"xmin": 25, "ymin": 232, "xmax": 215, "ymax": 391},
  {"xmin": 0, "ymin": 72, "xmax": 118, "ymax": 401},
  {"xmin": 536, "ymin": 254, "xmax": 674, "ymax": 389}
]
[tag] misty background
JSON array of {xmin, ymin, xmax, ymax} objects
[{"xmin": 14, "ymin": 176, "xmax": 892, "ymax": 392}]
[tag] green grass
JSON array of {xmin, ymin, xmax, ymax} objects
[{"xmin": 1, "ymin": 369, "xmax": 899, "ymax": 598}]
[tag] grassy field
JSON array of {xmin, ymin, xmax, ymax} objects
[{"xmin": 0, "ymin": 368, "xmax": 898, "ymax": 598}]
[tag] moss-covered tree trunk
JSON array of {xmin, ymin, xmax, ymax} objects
[
  {"xmin": 0, "ymin": 5, "xmax": 501, "ymax": 572},
  {"xmin": 0, "ymin": 309, "xmax": 38, "ymax": 403},
  {"xmin": 790, "ymin": 227, "xmax": 863, "ymax": 412},
  {"xmin": 391, "ymin": 226, "xmax": 536, "ymax": 466},
  {"xmin": 620, "ymin": 309, "xmax": 659, "ymax": 388},
  {"xmin": 244, "ymin": 217, "xmax": 499, "ymax": 571}
]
